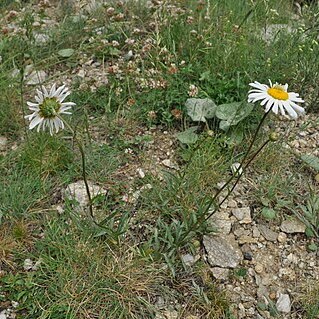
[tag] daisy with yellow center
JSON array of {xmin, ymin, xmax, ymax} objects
[
  {"xmin": 248, "ymin": 80, "xmax": 305, "ymax": 119},
  {"xmin": 25, "ymin": 84, "xmax": 75, "ymax": 135}
]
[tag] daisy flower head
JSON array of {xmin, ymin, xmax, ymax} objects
[
  {"xmin": 248, "ymin": 80, "xmax": 305, "ymax": 119},
  {"xmin": 25, "ymin": 84, "xmax": 75, "ymax": 135}
]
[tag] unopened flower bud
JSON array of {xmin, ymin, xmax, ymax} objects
[
  {"xmin": 269, "ymin": 132, "xmax": 279, "ymax": 142},
  {"xmin": 206, "ymin": 130, "xmax": 214, "ymax": 137}
]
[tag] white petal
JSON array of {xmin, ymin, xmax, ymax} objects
[
  {"xmin": 279, "ymin": 103, "xmax": 286, "ymax": 116},
  {"xmin": 272, "ymin": 100, "xmax": 279, "ymax": 114},
  {"xmin": 29, "ymin": 115, "xmax": 43, "ymax": 130},
  {"xmin": 268, "ymin": 79, "xmax": 272, "ymax": 87},
  {"xmin": 54, "ymin": 85, "xmax": 66, "ymax": 97},
  {"xmin": 260, "ymin": 97, "xmax": 270, "ymax": 106},
  {"xmin": 61, "ymin": 102, "xmax": 76, "ymax": 107},
  {"xmin": 50, "ymin": 83, "xmax": 57, "ymax": 96},
  {"xmin": 27, "ymin": 101, "xmax": 39, "ymax": 107},
  {"xmin": 35, "ymin": 95, "xmax": 43, "ymax": 103},
  {"xmin": 60, "ymin": 106, "xmax": 72, "ymax": 112},
  {"xmin": 36, "ymin": 89, "xmax": 44, "ymax": 100},
  {"xmin": 25, "ymin": 112, "xmax": 37, "ymax": 120},
  {"xmin": 283, "ymin": 101, "xmax": 298, "ymax": 119},
  {"xmin": 249, "ymin": 81, "xmax": 268, "ymax": 91},
  {"xmin": 58, "ymin": 92, "xmax": 71, "ymax": 102},
  {"xmin": 248, "ymin": 92, "xmax": 266, "ymax": 99},
  {"xmin": 41, "ymin": 86, "xmax": 49, "ymax": 97},
  {"xmin": 265, "ymin": 98, "xmax": 274, "ymax": 112},
  {"xmin": 288, "ymin": 93, "xmax": 304, "ymax": 103},
  {"xmin": 290, "ymin": 101, "xmax": 305, "ymax": 114},
  {"xmin": 53, "ymin": 118, "xmax": 61, "ymax": 133}
]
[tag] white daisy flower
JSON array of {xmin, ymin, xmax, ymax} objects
[
  {"xmin": 248, "ymin": 80, "xmax": 305, "ymax": 119},
  {"xmin": 25, "ymin": 84, "xmax": 75, "ymax": 135}
]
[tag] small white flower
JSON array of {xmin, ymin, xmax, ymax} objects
[
  {"xmin": 248, "ymin": 80, "xmax": 305, "ymax": 119},
  {"xmin": 25, "ymin": 84, "xmax": 75, "ymax": 135}
]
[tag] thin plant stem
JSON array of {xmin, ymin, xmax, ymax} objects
[
  {"xmin": 59, "ymin": 117, "xmax": 94, "ymax": 221},
  {"xmin": 19, "ymin": 67, "xmax": 29, "ymax": 140},
  {"xmin": 204, "ymin": 139, "xmax": 270, "ymax": 221},
  {"xmin": 202, "ymin": 109, "xmax": 271, "ymax": 217},
  {"xmin": 174, "ymin": 110, "xmax": 272, "ymax": 247}
]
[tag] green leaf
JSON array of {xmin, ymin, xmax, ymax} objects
[
  {"xmin": 261, "ymin": 207, "xmax": 276, "ymax": 220},
  {"xmin": 108, "ymin": 47, "xmax": 121, "ymax": 56},
  {"xmin": 176, "ymin": 127, "xmax": 199, "ymax": 144},
  {"xmin": 305, "ymin": 227, "xmax": 315, "ymax": 238},
  {"xmin": 185, "ymin": 98, "xmax": 217, "ymax": 122},
  {"xmin": 307, "ymin": 243, "xmax": 318, "ymax": 252},
  {"xmin": 300, "ymin": 154, "xmax": 319, "ymax": 172},
  {"xmin": 199, "ymin": 70, "xmax": 211, "ymax": 81},
  {"xmin": 58, "ymin": 48, "xmax": 75, "ymax": 58},
  {"xmin": 216, "ymin": 101, "xmax": 254, "ymax": 131},
  {"xmin": 260, "ymin": 197, "xmax": 271, "ymax": 207}
]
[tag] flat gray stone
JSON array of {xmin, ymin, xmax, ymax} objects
[
  {"xmin": 181, "ymin": 254, "xmax": 196, "ymax": 267},
  {"xmin": 211, "ymin": 267, "xmax": 230, "ymax": 280},
  {"xmin": 64, "ymin": 180, "xmax": 107, "ymax": 210},
  {"xmin": 26, "ymin": 70, "xmax": 47, "ymax": 85},
  {"xmin": 209, "ymin": 210, "xmax": 232, "ymax": 234},
  {"xmin": 232, "ymin": 207, "xmax": 252, "ymax": 224},
  {"xmin": 280, "ymin": 218, "xmax": 306, "ymax": 234},
  {"xmin": 203, "ymin": 234, "xmax": 243, "ymax": 268},
  {"xmin": 276, "ymin": 293, "xmax": 291, "ymax": 313},
  {"xmin": 0, "ymin": 136, "xmax": 8, "ymax": 151},
  {"xmin": 260, "ymin": 24, "xmax": 294, "ymax": 44},
  {"xmin": 258, "ymin": 224, "xmax": 278, "ymax": 242}
]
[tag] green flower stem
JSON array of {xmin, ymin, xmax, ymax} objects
[
  {"xmin": 203, "ymin": 109, "xmax": 271, "ymax": 217},
  {"xmin": 59, "ymin": 116, "xmax": 94, "ymax": 221},
  {"xmin": 204, "ymin": 139, "xmax": 270, "ymax": 221},
  {"xmin": 174, "ymin": 110, "xmax": 271, "ymax": 248},
  {"xmin": 20, "ymin": 67, "xmax": 29, "ymax": 140}
]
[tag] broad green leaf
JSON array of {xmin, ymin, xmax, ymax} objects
[
  {"xmin": 216, "ymin": 101, "xmax": 254, "ymax": 130},
  {"xmin": 219, "ymin": 120, "xmax": 231, "ymax": 131},
  {"xmin": 58, "ymin": 48, "xmax": 75, "ymax": 58},
  {"xmin": 176, "ymin": 127, "xmax": 198, "ymax": 144},
  {"xmin": 261, "ymin": 207, "xmax": 276, "ymax": 220},
  {"xmin": 305, "ymin": 227, "xmax": 315, "ymax": 237},
  {"xmin": 308, "ymin": 243, "xmax": 318, "ymax": 252},
  {"xmin": 185, "ymin": 98, "xmax": 217, "ymax": 122},
  {"xmin": 199, "ymin": 71, "xmax": 211, "ymax": 81},
  {"xmin": 300, "ymin": 154, "xmax": 319, "ymax": 172}
]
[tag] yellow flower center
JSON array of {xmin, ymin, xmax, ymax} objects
[{"xmin": 267, "ymin": 85, "xmax": 289, "ymax": 100}]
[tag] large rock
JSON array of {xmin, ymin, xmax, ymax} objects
[
  {"xmin": 26, "ymin": 70, "xmax": 47, "ymax": 85},
  {"xmin": 276, "ymin": 293, "xmax": 291, "ymax": 313},
  {"xmin": 203, "ymin": 234, "xmax": 243, "ymax": 268},
  {"xmin": 209, "ymin": 210, "xmax": 233, "ymax": 234},
  {"xmin": 64, "ymin": 180, "xmax": 107, "ymax": 210},
  {"xmin": 280, "ymin": 218, "xmax": 306, "ymax": 234},
  {"xmin": 258, "ymin": 224, "xmax": 278, "ymax": 242},
  {"xmin": 232, "ymin": 207, "xmax": 252, "ymax": 224}
]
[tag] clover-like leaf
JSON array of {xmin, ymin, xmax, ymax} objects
[
  {"xmin": 216, "ymin": 101, "xmax": 254, "ymax": 130},
  {"xmin": 176, "ymin": 126, "xmax": 198, "ymax": 144},
  {"xmin": 300, "ymin": 154, "xmax": 319, "ymax": 172},
  {"xmin": 58, "ymin": 48, "xmax": 75, "ymax": 58},
  {"xmin": 185, "ymin": 98, "xmax": 217, "ymax": 122}
]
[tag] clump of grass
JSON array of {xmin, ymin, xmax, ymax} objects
[
  {"xmin": 296, "ymin": 280, "xmax": 319, "ymax": 319},
  {"xmin": 1, "ymin": 217, "xmax": 163, "ymax": 318},
  {"xmin": 16, "ymin": 134, "xmax": 74, "ymax": 177}
]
